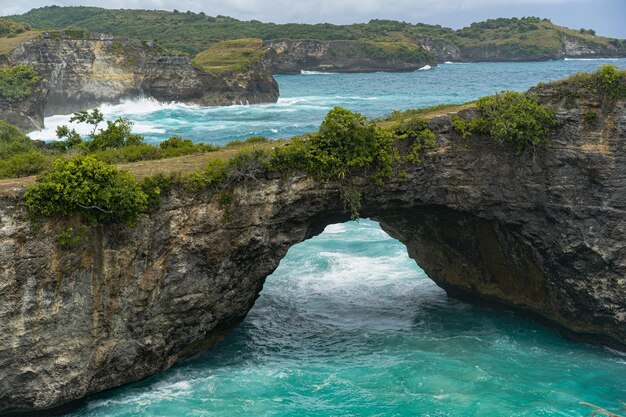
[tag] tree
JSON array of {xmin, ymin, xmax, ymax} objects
[{"xmin": 55, "ymin": 109, "xmax": 144, "ymax": 151}]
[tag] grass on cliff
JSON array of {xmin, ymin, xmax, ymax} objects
[
  {"xmin": 192, "ymin": 38, "xmax": 266, "ymax": 74},
  {"xmin": 0, "ymin": 31, "xmax": 40, "ymax": 55}
]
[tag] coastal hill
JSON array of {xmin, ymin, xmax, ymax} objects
[
  {"xmin": 0, "ymin": 68, "xmax": 625, "ymax": 414},
  {"xmin": 0, "ymin": 21, "xmax": 278, "ymax": 132},
  {"xmin": 9, "ymin": 7, "xmax": 626, "ymax": 73}
]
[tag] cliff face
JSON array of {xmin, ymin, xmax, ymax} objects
[
  {"xmin": 265, "ymin": 36, "xmax": 626, "ymax": 73},
  {"xmin": 265, "ymin": 40, "xmax": 436, "ymax": 74},
  {"xmin": 1, "ymin": 32, "xmax": 279, "ymax": 132},
  {"xmin": 1, "ymin": 93, "xmax": 626, "ymax": 415}
]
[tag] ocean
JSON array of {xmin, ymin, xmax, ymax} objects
[{"xmin": 51, "ymin": 59, "xmax": 626, "ymax": 417}]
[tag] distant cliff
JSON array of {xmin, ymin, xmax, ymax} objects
[
  {"xmin": 9, "ymin": 8, "xmax": 626, "ymax": 71},
  {"xmin": 0, "ymin": 31, "xmax": 279, "ymax": 132},
  {"xmin": 0, "ymin": 74, "xmax": 625, "ymax": 415},
  {"xmin": 265, "ymin": 39, "xmax": 436, "ymax": 74},
  {"xmin": 263, "ymin": 33, "xmax": 626, "ymax": 74}
]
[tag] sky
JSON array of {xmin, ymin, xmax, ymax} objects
[{"xmin": 1, "ymin": 0, "xmax": 624, "ymax": 39}]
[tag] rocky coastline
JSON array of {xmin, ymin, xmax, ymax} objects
[{"xmin": 0, "ymin": 82, "xmax": 625, "ymax": 415}]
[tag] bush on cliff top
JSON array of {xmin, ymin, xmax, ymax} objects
[
  {"xmin": 0, "ymin": 119, "xmax": 34, "ymax": 158},
  {"xmin": 270, "ymin": 106, "xmax": 396, "ymax": 184},
  {"xmin": 23, "ymin": 155, "xmax": 149, "ymax": 226},
  {"xmin": 453, "ymin": 90, "xmax": 557, "ymax": 153},
  {"xmin": 0, "ymin": 19, "xmax": 31, "ymax": 37},
  {"xmin": 581, "ymin": 65, "xmax": 626, "ymax": 98},
  {"xmin": 0, "ymin": 65, "xmax": 41, "ymax": 102}
]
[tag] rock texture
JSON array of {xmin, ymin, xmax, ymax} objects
[
  {"xmin": 0, "ymin": 90, "xmax": 626, "ymax": 415},
  {"xmin": 1, "ymin": 32, "xmax": 279, "ymax": 132},
  {"xmin": 265, "ymin": 40, "xmax": 436, "ymax": 74},
  {"xmin": 265, "ymin": 36, "xmax": 626, "ymax": 74}
]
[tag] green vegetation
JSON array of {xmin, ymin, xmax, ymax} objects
[
  {"xmin": 23, "ymin": 155, "xmax": 149, "ymax": 225},
  {"xmin": 0, "ymin": 31, "xmax": 40, "ymax": 55},
  {"xmin": 193, "ymin": 38, "xmax": 266, "ymax": 74},
  {"xmin": 342, "ymin": 40, "xmax": 434, "ymax": 63},
  {"xmin": 8, "ymin": 7, "xmax": 623, "ymax": 58},
  {"xmin": 0, "ymin": 120, "xmax": 53, "ymax": 178},
  {"xmin": 52, "ymin": 108, "xmax": 218, "ymax": 161},
  {"xmin": 270, "ymin": 106, "xmax": 396, "ymax": 184},
  {"xmin": 0, "ymin": 65, "xmax": 40, "ymax": 102},
  {"xmin": 56, "ymin": 226, "xmax": 86, "ymax": 249},
  {"xmin": 572, "ymin": 64, "xmax": 626, "ymax": 98},
  {"xmin": 550, "ymin": 65, "xmax": 626, "ymax": 108},
  {"xmin": 452, "ymin": 91, "xmax": 558, "ymax": 153},
  {"xmin": 0, "ymin": 109, "xmax": 219, "ymax": 180},
  {"xmin": 0, "ymin": 18, "xmax": 30, "ymax": 37},
  {"xmin": 392, "ymin": 117, "xmax": 437, "ymax": 163}
]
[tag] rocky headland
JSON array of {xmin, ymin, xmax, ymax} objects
[
  {"xmin": 0, "ymin": 31, "xmax": 278, "ymax": 132},
  {"xmin": 0, "ymin": 74, "xmax": 625, "ymax": 415}
]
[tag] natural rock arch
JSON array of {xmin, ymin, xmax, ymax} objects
[{"xmin": 1, "ymin": 101, "xmax": 625, "ymax": 415}]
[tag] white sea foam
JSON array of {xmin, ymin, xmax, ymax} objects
[
  {"xmin": 301, "ymin": 70, "xmax": 339, "ymax": 75},
  {"xmin": 100, "ymin": 97, "xmax": 197, "ymax": 115},
  {"xmin": 443, "ymin": 61, "xmax": 470, "ymax": 64},
  {"xmin": 323, "ymin": 224, "xmax": 347, "ymax": 234},
  {"xmin": 564, "ymin": 57, "xmax": 621, "ymax": 61},
  {"xmin": 29, "ymin": 97, "xmax": 194, "ymax": 141},
  {"xmin": 418, "ymin": 65, "xmax": 432, "ymax": 71}
]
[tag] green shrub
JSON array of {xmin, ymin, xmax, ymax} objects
[
  {"xmin": 0, "ymin": 19, "xmax": 31, "ymax": 37},
  {"xmin": 186, "ymin": 158, "xmax": 227, "ymax": 189},
  {"xmin": 271, "ymin": 107, "xmax": 399, "ymax": 184},
  {"xmin": 392, "ymin": 116, "xmax": 437, "ymax": 163},
  {"xmin": 224, "ymin": 147, "xmax": 271, "ymax": 182},
  {"xmin": 140, "ymin": 172, "xmax": 174, "ymax": 207},
  {"xmin": 23, "ymin": 155, "xmax": 148, "ymax": 225},
  {"xmin": 56, "ymin": 226, "xmax": 86, "ymax": 249},
  {"xmin": 0, "ymin": 65, "xmax": 41, "ymax": 102},
  {"xmin": 244, "ymin": 136, "xmax": 269, "ymax": 145},
  {"xmin": 453, "ymin": 91, "xmax": 557, "ymax": 153},
  {"xmin": 594, "ymin": 64, "xmax": 626, "ymax": 98},
  {"xmin": 0, "ymin": 150, "xmax": 52, "ymax": 178},
  {"xmin": 563, "ymin": 65, "xmax": 626, "ymax": 100},
  {"xmin": 0, "ymin": 119, "xmax": 35, "ymax": 158},
  {"xmin": 159, "ymin": 135, "xmax": 194, "ymax": 149}
]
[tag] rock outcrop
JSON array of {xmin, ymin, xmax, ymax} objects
[
  {"xmin": 1, "ymin": 32, "xmax": 279, "ymax": 132},
  {"xmin": 265, "ymin": 39, "xmax": 436, "ymax": 74},
  {"xmin": 0, "ymin": 87, "xmax": 625, "ymax": 415},
  {"xmin": 265, "ymin": 36, "xmax": 626, "ymax": 74}
]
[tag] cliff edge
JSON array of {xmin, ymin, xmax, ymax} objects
[
  {"xmin": 0, "ymin": 31, "xmax": 279, "ymax": 132},
  {"xmin": 0, "ymin": 73, "xmax": 625, "ymax": 414}
]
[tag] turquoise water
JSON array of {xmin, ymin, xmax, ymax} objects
[
  {"xmin": 57, "ymin": 60, "xmax": 626, "ymax": 416},
  {"xmin": 32, "ymin": 59, "xmax": 626, "ymax": 145}
]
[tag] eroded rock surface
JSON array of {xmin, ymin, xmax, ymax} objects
[
  {"xmin": 1, "ymin": 32, "xmax": 278, "ymax": 132},
  {"xmin": 0, "ymin": 93, "xmax": 625, "ymax": 415}
]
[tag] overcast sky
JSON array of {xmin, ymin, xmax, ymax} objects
[{"xmin": 1, "ymin": 0, "xmax": 624, "ymax": 39}]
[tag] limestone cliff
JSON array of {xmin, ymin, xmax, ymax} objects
[
  {"xmin": 0, "ymin": 31, "xmax": 279, "ymax": 132},
  {"xmin": 265, "ymin": 40, "xmax": 436, "ymax": 74},
  {"xmin": 266, "ymin": 35, "xmax": 626, "ymax": 73},
  {"xmin": 0, "ymin": 87, "xmax": 626, "ymax": 415}
]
